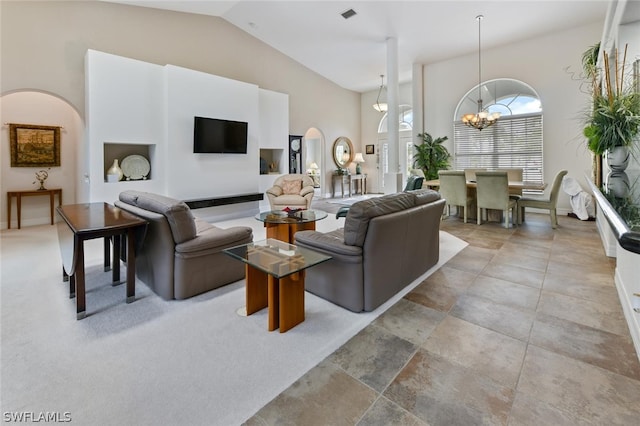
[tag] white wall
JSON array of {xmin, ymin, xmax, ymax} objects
[
  {"xmin": 86, "ymin": 50, "xmax": 285, "ymax": 219},
  {"xmin": 86, "ymin": 50, "xmax": 165, "ymax": 203},
  {"xmin": 423, "ymin": 22, "xmax": 602, "ymax": 212},
  {"xmin": 165, "ymin": 65, "xmax": 260, "ymax": 200},
  {"xmin": 1, "ymin": 0, "xmax": 360, "ymax": 227},
  {"xmin": 1, "ymin": 92, "xmax": 83, "ymax": 229}
]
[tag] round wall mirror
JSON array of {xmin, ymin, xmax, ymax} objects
[{"xmin": 333, "ymin": 136, "xmax": 353, "ymax": 168}]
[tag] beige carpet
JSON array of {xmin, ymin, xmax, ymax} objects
[{"xmin": 0, "ymin": 216, "xmax": 466, "ymax": 425}]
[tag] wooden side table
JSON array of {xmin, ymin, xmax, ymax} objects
[
  {"xmin": 56, "ymin": 203, "xmax": 147, "ymax": 319},
  {"xmin": 7, "ymin": 188, "xmax": 62, "ymax": 229}
]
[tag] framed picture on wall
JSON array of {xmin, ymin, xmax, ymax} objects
[
  {"xmin": 365, "ymin": 144, "xmax": 374, "ymax": 155},
  {"xmin": 9, "ymin": 123, "xmax": 61, "ymax": 167}
]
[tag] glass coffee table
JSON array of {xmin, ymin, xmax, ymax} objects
[
  {"xmin": 255, "ymin": 209, "xmax": 328, "ymax": 243},
  {"xmin": 223, "ymin": 238, "xmax": 331, "ymax": 333}
]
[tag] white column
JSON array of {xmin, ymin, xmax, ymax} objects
[
  {"xmin": 384, "ymin": 37, "xmax": 401, "ymax": 193},
  {"xmin": 411, "ymin": 63, "xmax": 424, "ymax": 171}
]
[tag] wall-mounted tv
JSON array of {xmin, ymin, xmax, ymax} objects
[{"xmin": 193, "ymin": 116, "xmax": 248, "ymax": 154}]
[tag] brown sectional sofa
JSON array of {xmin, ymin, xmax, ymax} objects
[
  {"xmin": 294, "ymin": 189, "xmax": 445, "ymax": 312},
  {"xmin": 115, "ymin": 190, "xmax": 253, "ymax": 300}
]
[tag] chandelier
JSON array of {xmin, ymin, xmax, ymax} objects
[
  {"xmin": 461, "ymin": 15, "xmax": 500, "ymax": 130},
  {"xmin": 372, "ymin": 74, "xmax": 388, "ymax": 112}
]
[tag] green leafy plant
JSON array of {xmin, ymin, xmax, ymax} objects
[
  {"xmin": 583, "ymin": 44, "xmax": 640, "ymax": 155},
  {"xmin": 413, "ymin": 132, "xmax": 450, "ymax": 180}
]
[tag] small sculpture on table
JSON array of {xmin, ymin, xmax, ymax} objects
[{"xmin": 33, "ymin": 169, "xmax": 49, "ymax": 190}]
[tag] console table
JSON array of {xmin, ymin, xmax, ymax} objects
[
  {"xmin": 332, "ymin": 174, "xmax": 367, "ymax": 198},
  {"xmin": 7, "ymin": 188, "xmax": 62, "ymax": 229}
]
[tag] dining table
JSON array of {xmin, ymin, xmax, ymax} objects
[
  {"xmin": 423, "ymin": 178, "xmax": 547, "ymax": 223},
  {"xmin": 423, "ymin": 179, "xmax": 547, "ymax": 192}
]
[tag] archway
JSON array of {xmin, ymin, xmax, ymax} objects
[{"xmin": 1, "ymin": 90, "xmax": 85, "ymax": 228}]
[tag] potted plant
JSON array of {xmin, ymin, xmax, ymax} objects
[
  {"xmin": 583, "ymin": 44, "xmax": 640, "ymax": 170},
  {"xmin": 413, "ymin": 132, "xmax": 450, "ymax": 180}
]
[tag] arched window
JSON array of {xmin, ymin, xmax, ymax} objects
[
  {"xmin": 378, "ymin": 105, "xmax": 413, "ymax": 133},
  {"xmin": 454, "ymin": 78, "xmax": 543, "ymax": 192}
]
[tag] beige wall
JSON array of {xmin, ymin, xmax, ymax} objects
[{"xmin": 1, "ymin": 1, "xmax": 360, "ymax": 226}]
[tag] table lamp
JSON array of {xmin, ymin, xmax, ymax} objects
[{"xmin": 353, "ymin": 153, "xmax": 365, "ymax": 174}]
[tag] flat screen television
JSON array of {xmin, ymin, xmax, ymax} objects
[{"xmin": 193, "ymin": 116, "xmax": 248, "ymax": 154}]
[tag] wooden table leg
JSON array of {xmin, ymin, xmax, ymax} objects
[
  {"xmin": 75, "ymin": 239, "xmax": 86, "ymax": 319},
  {"xmin": 111, "ymin": 236, "xmax": 121, "ymax": 285},
  {"xmin": 49, "ymin": 191, "xmax": 55, "ymax": 225},
  {"xmin": 265, "ymin": 222, "xmax": 292, "ymax": 243},
  {"xmin": 7, "ymin": 193, "xmax": 11, "ymax": 230},
  {"xmin": 17, "ymin": 194, "xmax": 22, "ymax": 229},
  {"xmin": 104, "ymin": 237, "xmax": 111, "ymax": 272},
  {"xmin": 69, "ymin": 274, "xmax": 75, "ymax": 298},
  {"xmin": 245, "ymin": 265, "xmax": 268, "ymax": 315},
  {"xmin": 268, "ymin": 275, "xmax": 280, "ymax": 331},
  {"xmin": 126, "ymin": 228, "xmax": 136, "ymax": 303},
  {"xmin": 279, "ymin": 271, "xmax": 305, "ymax": 333}
]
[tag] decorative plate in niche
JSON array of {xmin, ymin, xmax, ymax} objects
[{"xmin": 121, "ymin": 155, "xmax": 150, "ymax": 180}]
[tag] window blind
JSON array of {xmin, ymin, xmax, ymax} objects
[{"xmin": 454, "ymin": 113, "xmax": 543, "ymax": 193}]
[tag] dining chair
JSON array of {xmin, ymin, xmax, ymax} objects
[
  {"xmin": 518, "ymin": 170, "xmax": 568, "ymax": 228},
  {"xmin": 438, "ymin": 170, "xmax": 473, "ymax": 223},
  {"xmin": 475, "ymin": 171, "xmax": 518, "ymax": 228},
  {"xmin": 464, "ymin": 168, "xmax": 486, "ymax": 182},
  {"xmin": 501, "ymin": 168, "xmax": 524, "ymax": 197}
]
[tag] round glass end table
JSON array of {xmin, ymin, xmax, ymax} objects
[{"xmin": 255, "ymin": 209, "xmax": 328, "ymax": 243}]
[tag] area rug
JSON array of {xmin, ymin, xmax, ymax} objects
[{"xmin": 0, "ymin": 220, "xmax": 467, "ymax": 425}]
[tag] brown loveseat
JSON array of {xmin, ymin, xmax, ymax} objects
[
  {"xmin": 115, "ymin": 190, "xmax": 253, "ymax": 300},
  {"xmin": 294, "ymin": 189, "xmax": 445, "ymax": 312}
]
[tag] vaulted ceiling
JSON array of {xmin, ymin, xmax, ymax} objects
[{"xmin": 102, "ymin": 1, "xmax": 615, "ymax": 92}]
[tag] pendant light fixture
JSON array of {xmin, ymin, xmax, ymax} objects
[
  {"xmin": 372, "ymin": 74, "xmax": 388, "ymax": 112},
  {"xmin": 461, "ymin": 15, "xmax": 500, "ymax": 130}
]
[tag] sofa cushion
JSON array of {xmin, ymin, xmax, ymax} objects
[
  {"xmin": 343, "ymin": 192, "xmax": 415, "ymax": 247},
  {"xmin": 282, "ymin": 179, "xmax": 302, "ymax": 195},
  {"xmin": 409, "ymin": 188, "xmax": 442, "ymax": 205},
  {"xmin": 119, "ymin": 190, "xmax": 196, "ymax": 244}
]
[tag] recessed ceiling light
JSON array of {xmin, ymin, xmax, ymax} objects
[{"xmin": 341, "ymin": 9, "xmax": 357, "ymax": 19}]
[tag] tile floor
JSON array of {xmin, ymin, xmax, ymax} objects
[{"xmin": 245, "ymin": 210, "xmax": 640, "ymax": 426}]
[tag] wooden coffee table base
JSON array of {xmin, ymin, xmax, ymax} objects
[
  {"xmin": 264, "ymin": 221, "xmax": 316, "ymax": 244},
  {"xmin": 245, "ymin": 264, "xmax": 305, "ymax": 333}
]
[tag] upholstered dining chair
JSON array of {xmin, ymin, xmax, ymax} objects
[
  {"xmin": 464, "ymin": 168, "xmax": 486, "ymax": 182},
  {"xmin": 502, "ymin": 168, "xmax": 524, "ymax": 197},
  {"xmin": 475, "ymin": 171, "xmax": 518, "ymax": 228},
  {"xmin": 518, "ymin": 169, "xmax": 568, "ymax": 229},
  {"xmin": 438, "ymin": 170, "xmax": 473, "ymax": 223}
]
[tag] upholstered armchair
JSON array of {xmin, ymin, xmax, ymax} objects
[{"xmin": 266, "ymin": 174, "xmax": 315, "ymax": 210}]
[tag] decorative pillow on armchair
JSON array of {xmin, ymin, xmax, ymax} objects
[{"xmin": 282, "ymin": 179, "xmax": 302, "ymax": 195}]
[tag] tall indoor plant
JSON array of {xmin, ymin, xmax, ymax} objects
[
  {"xmin": 583, "ymin": 44, "xmax": 640, "ymax": 170},
  {"xmin": 413, "ymin": 132, "xmax": 450, "ymax": 180}
]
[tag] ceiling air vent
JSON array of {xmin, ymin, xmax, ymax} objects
[{"xmin": 341, "ymin": 9, "xmax": 357, "ymax": 19}]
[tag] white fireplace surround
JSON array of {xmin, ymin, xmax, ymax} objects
[{"xmin": 86, "ymin": 49, "xmax": 288, "ymax": 221}]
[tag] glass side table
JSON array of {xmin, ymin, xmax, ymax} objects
[{"xmin": 223, "ymin": 238, "xmax": 331, "ymax": 332}]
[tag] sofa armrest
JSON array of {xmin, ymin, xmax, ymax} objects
[
  {"xmin": 266, "ymin": 186, "xmax": 283, "ymax": 197},
  {"xmin": 176, "ymin": 226, "xmax": 253, "ymax": 254},
  {"xmin": 300, "ymin": 185, "xmax": 315, "ymax": 197},
  {"xmin": 294, "ymin": 230, "xmax": 362, "ymax": 257}
]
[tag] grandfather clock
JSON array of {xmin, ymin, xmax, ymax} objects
[{"xmin": 289, "ymin": 135, "xmax": 302, "ymax": 173}]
